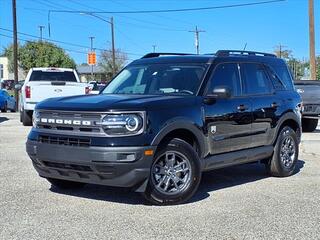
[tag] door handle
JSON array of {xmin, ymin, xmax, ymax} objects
[
  {"xmin": 271, "ymin": 102, "xmax": 278, "ymax": 108},
  {"xmin": 237, "ymin": 104, "xmax": 248, "ymax": 111}
]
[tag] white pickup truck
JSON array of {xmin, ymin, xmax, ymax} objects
[{"xmin": 19, "ymin": 67, "xmax": 89, "ymax": 126}]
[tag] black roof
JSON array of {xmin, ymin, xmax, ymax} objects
[{"xmin": 130, "ymin": 50, "xmax": 283, "ymax": 66}]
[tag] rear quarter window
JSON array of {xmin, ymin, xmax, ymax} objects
[
  {"xmin": 29, "ymin": 70, "xmax": 77, "ymax": 82},
  {"xmin": 269, "ymin": 64, "xmax": 294, "ymax": 90}
]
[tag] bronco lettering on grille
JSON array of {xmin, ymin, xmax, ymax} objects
[{"xmin": 40, "ymin": 118, "xmax": 92, "ymax": 126}]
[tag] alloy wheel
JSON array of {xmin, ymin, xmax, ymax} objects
[{"xmin": 151, "ymin": 151, "xmax": 192, "ymax": 195}]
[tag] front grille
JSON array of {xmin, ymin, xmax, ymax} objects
[
  {"xmin": 36, "ymin": 111, "xmax": 104, "ymax": 136},
  {"xmin": 38, "ymin": 135, "xmax": 91, "ymax": 147}
]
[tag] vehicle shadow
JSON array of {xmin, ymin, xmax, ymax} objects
[
  {"xmin": 0, "ymin": 117, "xmax": 9, "ymax": 124},
  {"xmin": 50, "ymin": 160, "xmax": 305, "ymax": 205},
  {"xmin": 188, "ymin": 159, "xmax": 305, "ymax": 204}
]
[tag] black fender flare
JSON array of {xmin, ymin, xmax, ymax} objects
[
  {"xmin": 272, "ymin": 111, "xmax": 301, "ymax": 144},
  {"xmin": 151, "ymin": 119, "xmax": 208, "ymax": 158}
]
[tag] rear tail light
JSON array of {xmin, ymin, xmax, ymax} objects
[
  {"xmin": 85, "ymin": 86, "xmax": 91, "ymax": 94},
  {"xmin": 25, "ymin": 86, "xmax": 31, "ymax": 98}
]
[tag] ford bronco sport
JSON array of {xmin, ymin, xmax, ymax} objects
[{"xmin": 26, "ymin": 50, "xmax": 302, "ymax": 205}]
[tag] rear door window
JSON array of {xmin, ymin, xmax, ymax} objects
[
  {"xmin": 29, "ymin": 70, "xmax": 77, "ymax": 82},
  {"xmin": 241, "ymin": 63, "xmax": 273, "ymax": 95}
]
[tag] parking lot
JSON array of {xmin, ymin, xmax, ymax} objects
[{"xmin": 0, "ymin": 112, "xmax": 319, "ymax": 240}]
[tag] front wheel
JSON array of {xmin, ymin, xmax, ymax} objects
[
  {"xmin": 143, "ymin": 139, "xmax": 201, "ymax": 205},
  {"xmin": 46, "ymin": 178, "xmax": 86, "ymax": 189},
  {"xmin": 266, "ymin": 126, "xmax": 299, "ymax": 177}
]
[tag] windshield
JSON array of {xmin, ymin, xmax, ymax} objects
[
  {"xmin": 30, "ymin": 70, "xmax": 77, "ymax": 82},
  {"xmin": 103, "ymin": 64, "xmax": 207, "ymax": 95}
]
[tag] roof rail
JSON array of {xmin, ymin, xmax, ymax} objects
[
  {"xmin": 141, "ymin": 52, "xmax": 194, "ymax": 59},
  {"xmin": 215, "ymin": 50, "xmax": 276, "ymax": 58}
]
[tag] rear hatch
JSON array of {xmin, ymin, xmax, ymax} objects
[{"xmin": 27, "ymin": 69, "xmax": 87, "ymax": 103}]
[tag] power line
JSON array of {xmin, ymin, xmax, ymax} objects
[
  {"xmin": 47, "ymin": 0, "xmax": 285, "ymax": 14},
  {"xmin": 0, "ymin": 27, "xmax": 142, "ymax": 56},
  {"xmin": 0, "ymin": 33, "xmax": 135, "ymax": 61}
]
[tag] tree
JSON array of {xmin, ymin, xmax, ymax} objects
[
  {"xmin": 287, "ymin": 58, "xmax": 307, "ymax": 80},
  {"xmin": 1, "ymin": 43, "xmax": 22, "ymax": 72},
  {"xmin": 273, "ymin": 45, "xmax": 292, "ymax": 60},
  {"xmin": 2, "ymin": 41, "xmax": 76, "ymax": 73},
  {"xmin": 100, "ymin": 49, "xmax": 128, "ymax": 80},
  {"xmin": 316, "ymin": 56, "xmax": 320, "ymax": 80}
]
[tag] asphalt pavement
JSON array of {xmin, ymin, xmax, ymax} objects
[{"xmin": 0, "ymin": 113, "xmax": 319, "ymax": 240}]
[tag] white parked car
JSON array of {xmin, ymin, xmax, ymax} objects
[{"xmin": 19, "ymin": 67, "xmax": 89, "ymax": 126}]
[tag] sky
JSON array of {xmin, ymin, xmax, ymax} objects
[{"xmin": 0, "ymin": 0, "xmax": 319, "ymax": 64}]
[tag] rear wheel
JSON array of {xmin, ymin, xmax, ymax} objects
[
  {"xmin": 46, "ymin": 178, "xmax": 86, "ymax": 189},
  {"xmin": 266, "ymin": 126, "xmax": 299, "ymax": 177},
  {"xmin": 302, "ymin": 118, "xmax": 318, "ymax": 132},
  {"xmin": 22, "ymin": 110, "xmax": 32, "ymax": 126},
  {"xmin": 143, "ymin": 139, "xmax": 201, "ymax": 205},
  {"xmin": 1, "ymin": 102, "xmax": 7, "ymax": 112}
]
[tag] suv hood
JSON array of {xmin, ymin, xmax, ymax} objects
[{"xmin": 36, "ymin": 94, "xmax": 198, "ymax": 112}]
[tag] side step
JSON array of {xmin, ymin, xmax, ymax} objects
[{"xmin": 202, "ymin": 145, "xmax": 274, "ymax": 171}]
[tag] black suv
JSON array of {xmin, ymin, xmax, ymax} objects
[{"xmin": 26, "ymin": 50, "xmax": 302, "ymax": 205}]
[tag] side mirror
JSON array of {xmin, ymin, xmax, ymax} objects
[
  {"xmin": 204, "ymin": 86, "xmax": 231, "ymax": 104},
  {"xmin": 15, "ymin": 84, "xmax": 22, "ymax": 91},
  {"xmin": 212, "ymin": 86, "xmax": 231, "ymax": 99}
]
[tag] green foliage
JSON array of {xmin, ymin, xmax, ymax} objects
[
  {"xmin": 287, "ymin": 58, "xmax": 307, "ymax": 80},
  {"xmin": 2, "ymin": 41, "xmax": 76, "ymax": 73},
  {"xmin": 1, "ymin": 43, "xmax": 21, "ymax": 72},
  {"xmin": 100, "ymin": 49, "xmax": 128, "ymax": 80}
]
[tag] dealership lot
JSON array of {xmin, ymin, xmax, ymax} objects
[{"xmin": 0, "ymin": 113, "xmax": 319, "ymax": 240}]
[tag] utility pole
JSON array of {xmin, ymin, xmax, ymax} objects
[
  {"xmin": 189, "ymin": 26, "xmax": 205, "ymax": 55},
  {"xmin": 12, "ymin": 0, "xmax": 19, "ymax": 111},
  {"xmin": 89, "ymin": 36, "xmax": 95, "ymax": 80},
  {"xmin": 274, "ymin": 43, "xmax": 287, "ymax": 58},
  {"xmin": 110, "ymin": 17, "xmax": 116, "ymax": 77},
  {"xmin": 309, "ymin": 0, "xmax": 316, "ymax": 80},
  {"xmin": 152, "ymin": 45, "xmax": 156, "ymax": 53},
  {"xmin": 38, "ymin": 25, "xmax": 45, "ymax": 41}
]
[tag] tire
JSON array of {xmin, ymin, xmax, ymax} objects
[
  {"xmin": 22, "ymin": 110, "xmax": 32, "ymax": 126},
  {"xmin": 20, "ymin": 110, "xmax": 23, "ymax": 122},
  {"xmin": 143, "ymin": 138, "xmax": 201, "ymax": 205},
  {"xmin": 267, "ymin": 126, "xmax": 299, "ymax": 177},
  {"xmin": 1, "ymin": 102, "xmax": 7, "ymax": 113},
  {"xmin": 46, "ymin": 178, "xmax": 86, "ymax": 189},
  {"xmin": 302, "ymin": 118, "xmax": 318, "ymax": 132}
]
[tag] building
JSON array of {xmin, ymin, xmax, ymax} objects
[
  {"xmin": 76, "ymin": 65, "xmax": 106, "ymax": 83},
  {"xmin": 0, "ymin": 57, "xmax": 10, "ymax": 80},
  {"xmin": 0, "ymin": 56, "xmax": 25, "ymax": 82}
]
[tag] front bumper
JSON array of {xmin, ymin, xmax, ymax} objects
[{"xmin": 26, "ymin": 140, "xmax": 156, "ymax": 191}]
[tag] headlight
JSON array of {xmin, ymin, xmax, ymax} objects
[
  {"xmin": 33, "ymin": 110, "xmax": 40, "ymax": 128},
  {"xmin": 98, "ymin": 112, "xmax": 145, "ymax": 136}
]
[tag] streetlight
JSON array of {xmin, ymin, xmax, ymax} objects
[{"xmin": 80, "ymin": 13, "xmax": 116, "ymax": 77}]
